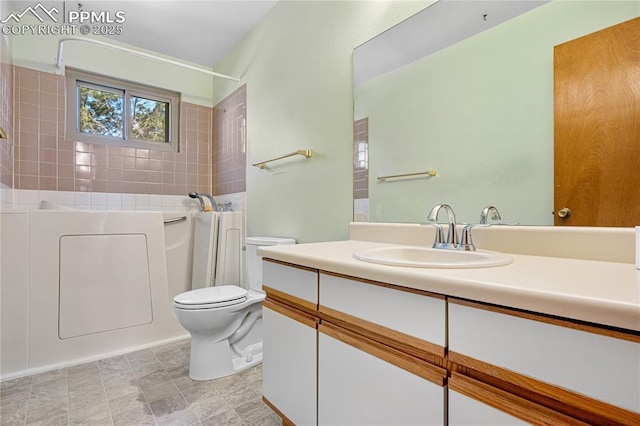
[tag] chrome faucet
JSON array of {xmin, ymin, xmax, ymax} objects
[
  {"xmin": 427, "ymin": 204, "xmax": 458, "ymax": 249},
  {"xmin": 480, "ymin": 205, "xmax": 501, "ymax": 224},
  {"xmin": 188, "ymin": 192, "xmax": 219, "ymax": 212},
  {"xmin": 459, "ymin": 206, "xmax": 503, "ymax": 251}
]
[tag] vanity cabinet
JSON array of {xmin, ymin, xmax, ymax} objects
[
  {"xmin": 262, "ymin": 260, "xmax": 319, "ymax": 425},
  {"xmin": 262, "ymin": 261, "xmax": 447, "ymax": 425},
  {"xmin": 448, "ymin": 298, "xmax": 640, "ymax": 424},
  {"xmin": 318, "ymin": 273, "xmax": 447, "ymax": 425},
  {"xmin": 261, "ymin": 257, "xmax": 640, "ymax": 425}
]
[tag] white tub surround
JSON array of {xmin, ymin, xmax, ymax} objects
[
  {"xmin": 259, "ymin": 222, "xmax": 639, "ymax": 424},
  {"xmin": 0, "ymin": 210, "xmax": 191, "ymax": 380}
]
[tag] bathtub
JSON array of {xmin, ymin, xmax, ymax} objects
[{"xmin": 0, "ymin": 209, "xmax": 195, "ymax": 380}]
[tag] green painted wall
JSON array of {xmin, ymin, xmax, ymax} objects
[
  {"xmin": 355, "ymin": 0, "xmax": 639, "ymax": 225},
  {"xmin": 211, "ymin": 1, "xmax": 428, "ymax": 243}
]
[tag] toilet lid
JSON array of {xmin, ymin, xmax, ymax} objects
[{"xmin": 173, "ymin": 286, "xmax": 248, "ymax": 309}]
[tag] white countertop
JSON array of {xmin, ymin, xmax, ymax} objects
[{"xmin": 259, "ymin": 240, "xmax": 640, "ymax": 333}]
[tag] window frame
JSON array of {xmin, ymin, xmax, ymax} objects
[{"xmin": 65, "ymin": 67, "xmax": 181, "ymax": 152}]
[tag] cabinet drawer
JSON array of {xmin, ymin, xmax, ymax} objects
[
  {"xmin": 262, "ymin": 260, "xmax": 318, "ymax": 308},
  {"xmin": 319, "ymin": 273, "xmax": 446, "ymax": 349},
  {"xmin": 449, "ymin": 301, "xmax": 640, "ymax": 413}
]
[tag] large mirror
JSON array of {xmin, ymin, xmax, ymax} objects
[{"xmin": 353, "ymin": 0, "xmax": 639, "ymax": 225}]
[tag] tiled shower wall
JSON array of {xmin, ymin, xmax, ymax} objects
[
  {"xmin": 353, "ymin": 117, "xmax": 369, "ymax": 200},
  {"xmin": 0, "ymin": 60, "xmax": 13, "ymax": 189},
  {"xmin": 13, "ymin": 65, "xmax": 211, "ymax": 196},
  {"xmin": 212, "ymin": 85, "xmax": 246, "ymax": 196}
]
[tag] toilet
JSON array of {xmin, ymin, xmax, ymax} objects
[{"xmin": 174, "ymin": 214, "xmax": 295, "ymax": 380}]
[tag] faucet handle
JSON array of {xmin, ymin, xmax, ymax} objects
[
  {"xmin": 424, "ymin": 223, "xmax": 445, "ymax": 249},
  {"xmin": 459, "ymin": 223, "xmax": 492, "ymax": 251}
]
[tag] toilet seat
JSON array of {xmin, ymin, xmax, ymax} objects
[{"xmin": 174, "ymin": 286, "xmax": 248, "ymax": 310}]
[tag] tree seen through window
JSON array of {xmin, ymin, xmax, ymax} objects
[
  {"xmin": 131, "ymin": 96, "xmax": 169, "ymax": 142},
  {"xmin": 79, "ymin": 86, "xmax": 124, "ymax": 138},
  {"xmin": 68, "ymin": 68, "xmax": 179, "ymax": 151}
]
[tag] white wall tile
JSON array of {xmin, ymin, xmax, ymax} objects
[
  {"xmin": 74, "ymin": 192, "xmax": 90, "ymax": 208},
  {"xmin": 90, "ymin": 192, "xmax": 107, "ymax": 208},
  {"xmin": 57, "ymin": 192, "xmax": 75, "ymax": 207},
  {"xmin": 18, "ymin": 189, "xmax": 38, "ymax": 205},
  {"xmin": 107, "ymin": 193, "xmax": 122, "ymax": 209},
  {"xmin": 149, "ymin": 194, "xmax": 162, "ymax": 208},
  {"xmin": 39, "ymin": 190, "xmax": 58, "ymax": 204},
  {"xmin": 135, "ymin": 194, "xmax": 149, "ymax": 208},
  {"xmin": 122, "ymin": 193, "xmax": 136, "ymax": 207}
]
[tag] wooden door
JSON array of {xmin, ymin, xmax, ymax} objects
[{"xmin": 554, "ymin": 17, "xmax": 640, "ymax": 226}]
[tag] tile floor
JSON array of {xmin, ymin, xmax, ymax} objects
[{"xmin": 0, "ymin": 339, "xmax": 281, "ymax": 426}]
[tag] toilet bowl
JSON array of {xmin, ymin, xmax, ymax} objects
[
  {"xmin": 174, "ymin": 213, "xmax": 294, "ymax": 380},
  {"xmin": 174, "ymin": 286, "xmax": 265, "ymax": 380}
]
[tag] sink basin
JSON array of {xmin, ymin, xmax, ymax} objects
[{"xmin": 353, "ymin": 246, "xmax": 513, "ymax": 269}]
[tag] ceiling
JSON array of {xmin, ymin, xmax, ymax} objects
[
  {"xmin": 354, "ymin": 0, "xmax": 549, "ymax": 87},
  {"xmin": 9, "ymin": 0, "xmax": 278, "ymax": 68}
]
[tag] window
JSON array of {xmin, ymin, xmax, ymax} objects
[
  {"xmin": 66, "ymin": 68, "xmax": 180, "ymax": 151},
  {"xmin": 354, "ymin": 141, "xmax": 368, "ymax": 170}
]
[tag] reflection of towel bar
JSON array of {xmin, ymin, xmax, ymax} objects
[
  {"xmin": 164, "ymin": 216, "xmax": 187, "ymax": 225},
  {"xmin": 253, "ymin": 149, "xmax": 313, "ymax": 169},
  {"xmin": 377, "ymin": 170, "xmax": 437, "ymax": 182}
]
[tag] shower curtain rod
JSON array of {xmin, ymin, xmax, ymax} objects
[{"xmin": 54, "ymin": 36, "xmax": 240, "ymax": 82}]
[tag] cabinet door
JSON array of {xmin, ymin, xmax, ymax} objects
[
  {"xmin": 318, "ymin": 327, "xmax": 444, "ymax": 425},
  {"xmin": 262, "ymin": 304, "xmax": 317, "ymax": 425},
  {"xmin": 449, "ymin": 301, "xmax": 640, "ymax": 414},
  {"xmin": 449, "ymin": 389, "xmax": 527, "ymax": 426}
]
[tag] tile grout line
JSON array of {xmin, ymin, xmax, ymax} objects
[
  {"xmin": 96, "ymin": 360, "xmax": 116, "ymax": 426},
  {"xmin": 24, "ymin": 376, "xmax": 34, "ymax": 426},
  {"xmin": 65, "ymin": 369, "xmax": 70, "ymax": 426},
  {"xmin": 123, "ymin": 352, "xmax": 159, "ymax": 426},
  {"xmin": 159, "ymin": 351, "xmax": 202, "ymax": 426}
]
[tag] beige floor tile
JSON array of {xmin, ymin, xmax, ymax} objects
[
  {"xmin": 1, "ymin": 339, "xmax": 277, "ymax": 426},
  {"xmin": 235, "ymin": 398, "xmax": 276, "ymax": 423},
  {"xmin": 220, "ymin": 384, "xmax": 260, "ymax": 409},
  {"xmin": 137, "ymin": 370, "xmax": 174, "ymax": 393},
  {"xmin": 111, "ymin": 403, "xmax": 155, "ymax": 426},
  {"xmin": 200, "ymin": 407, "xmax": 245, "ymax": 426},
  {"xmin": 187, "ymin": 393, "xmax": 231, "ymax": 420},
  {"xmin": 107, "ymin": 391, "xmax": 149, "ymax": 417}
]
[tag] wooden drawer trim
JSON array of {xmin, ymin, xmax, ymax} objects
[
  {"xmin": 319, "ymin": 304, "xmax": 445, "ymax": 364},
  {"xmin": 263, "ymin": 257, "xmax": 318, "ymax": 273},
  {"xmin": 449, "ymin": 297, "xmax": 640, "ymax": 343},
  {"xmin": 264, "ymin": 285, "xmax": 317, "ymax": 315},
  {"xmin": 264, "ymin": 298, "xmax": 318, "ymax": 329},
  {"xmin": 319, "ymin": 321, "xmax": 446, "ymax": 386},
  {"xmin": 450, "ymin": 351, "xmax": 640, "ymax": 424},
  {"xmin": 321, "ymin": 270, "xmax": 445, "ymax": 300},
  {"xmin": 262, "ymin": 396, "xmax": 295, "ymax": 426},
  {"xmin": 449, "ymin": 373, "xmax": 588, "ymax": 426}
]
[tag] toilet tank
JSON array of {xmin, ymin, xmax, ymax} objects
[{"xmin": 245, "ymin": 237, "xmax": 296, "ymax": 291}]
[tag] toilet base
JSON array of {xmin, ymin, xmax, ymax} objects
[{"xmin": 188, "ymin": 337, "xmax": 263, "ymax": 381}]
